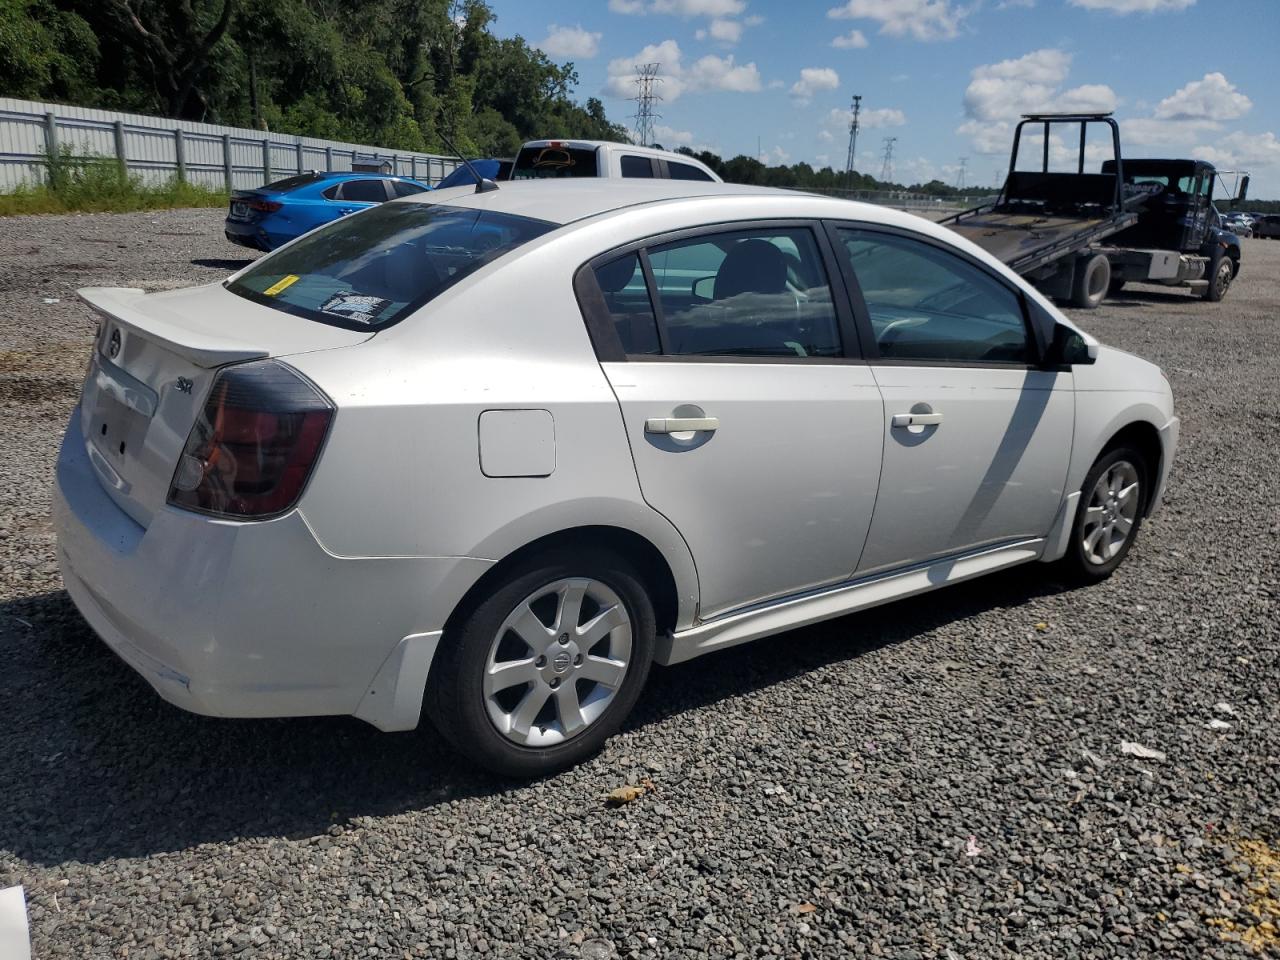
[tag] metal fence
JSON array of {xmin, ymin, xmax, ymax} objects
[{"xmin": 0, "ymin": 97, "xmax": 461, "ymax": 193}]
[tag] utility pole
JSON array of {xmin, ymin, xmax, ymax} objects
[
  {"xmin": 630, "ymin": 63, "xmax": 662, "ymax": 147},
  {"xmin": 879, "ymin": 136, "xmax": 897, "ymax": 184},
  {"xmin": 844, "ymin": 94, "xmax": 862, "ymax": 190}
]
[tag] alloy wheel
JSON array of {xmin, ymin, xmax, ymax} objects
[
  {"xmin": 1080, "ymin": 460, "xmax": 1141, "ymax": 566},
  {"xmin": 483, "ymin": 577, "xmax": 633, "ymax": 747}
]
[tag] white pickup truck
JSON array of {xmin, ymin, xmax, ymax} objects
[{"xmin": 511, "ymin": 140, "xmax": 721, "ymax": 182}]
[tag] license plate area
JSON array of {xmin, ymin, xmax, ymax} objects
[{"xmin": 84, "ymin": 357, "xmax": 158, "ymax": 479}]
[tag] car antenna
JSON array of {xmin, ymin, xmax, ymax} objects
[{"xmin": 435, "ymin": 127, "xmax": 499, "ymax": 194}]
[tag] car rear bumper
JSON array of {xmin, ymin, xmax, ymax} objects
[
  {"xmin": 53, "ymin": 409, "xmax": 491, "ymax": 730},
  {"xmin": 223, "ymin": 218, "xmax": 267, "ymax": 250}
]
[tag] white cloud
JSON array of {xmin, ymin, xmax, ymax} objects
[
  {"xmin": 605, "ymin": 40, "xmax": 761, "ymax": 101},
  {"xmin": 696, "ymin": 17, "xmax": 745, "ymax": 43},
  {"xmin": 653, "ymin": 124, "xmax": 695, "ymax": 146},
  {"xmin": 537, "ymin": 24, "xmax": 602, "ymax": 60},
  {"xmin": 791, "ymin": 67, "xmax": 841, "ymax": 103},
  {"xmin": 1192, "ymin": 131, "xmax": 1280, "ymax": 170},
  {"xmin": 764, "ymin": 145, "xmax": 790, "ymax": 164},
  {"xmin": 616, "ymin": 0, "xmax": 749, "ymax": 14},
  {"xmin": 827, "ymin": 0, "xmax": 966, "ymax": 42},
  {"xmin": 961, "ymin": 49, "xmax": 1116, "ymax": 125},
  {"xmin": 818, "ymin": 129, "xmax": 834, "ymax": 142},
  {"xmin": 1154, "ymin": 72, "xmax": 1251, "ymax": 122},
  {"xmin": 957, "ymin": 49, "xmax": 1119, "ymax": 157},
  {"xmin": 832, "ymin": 29, "xmax": 870, "ymax": 48},
  {"xmin": 1068, "ymin": 0, "xmax": 1194, "ymax": 11}
]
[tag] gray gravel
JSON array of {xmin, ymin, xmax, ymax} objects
[{"xmin": 1, "ymin": 208, "xmax": 1278, "ymax": 959}]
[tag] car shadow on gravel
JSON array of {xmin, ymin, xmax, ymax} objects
[{"xmin": 0, "ymin": 566, "xmax": 1081, "ymax": 867}]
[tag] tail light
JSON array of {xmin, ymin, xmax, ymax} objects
[
  {"xmin": 249, "ymin": 198, "xmax": 283, "ymax": 213},
  {"xmin": 167, "ymin": 361, "xmax": 333, "ymax": 520}
]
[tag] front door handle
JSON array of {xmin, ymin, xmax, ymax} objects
[
  {"xmin": 891, "ymin": 411, "xmax": 943, "ymax": 428},
  {"xmin": 645, "ymin": 416, "xmax": 719, "ymax": 434}
]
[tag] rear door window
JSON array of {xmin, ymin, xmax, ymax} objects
[
  {"xmin": 620, "ymin": 155, "xmax": 655, "ymax": 178},
  {"xmin": 645, "ymin": 227, "xmax": 841, "ymax": 358},
  {"xmin": 392, "ymin": 180, "xmax": 428, "ymax": 197},
  {"xmin": 227, "ymin": 203, "xmax": 555, "ymax": 330},
  {"xmin": 512, "ymin": 146, "xmax": 599, "ymax": 179},
  {"xmin": 341, "ymin": 179, "xmax": 391, "ymax": 203},
  {"xmin": 591, "ymin": 253, "xmax": 661, "ymax": 355},
  {"xmin": 668, "ymin": 161, "xmax": 715, "ymax": 182}
]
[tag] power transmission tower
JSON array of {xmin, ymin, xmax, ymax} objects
[
  {"xmin": 954, "ymin": 156, "xmax": 967, "ymax": 191},
  {"xmin": 843, "ymin": 94, "xmax": 862, "ymax": 190},
  {"xmin": 631, "ymin": 63, "xmax": 663, "ymax": 147},
  {"xmin": 879, "ymin": 137, "xmax": 897, "ymax": 183}
]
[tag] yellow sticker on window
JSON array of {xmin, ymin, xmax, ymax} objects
[{"xmin": 263, "ymin": 274, "xmax": 300, "ymax": 296}]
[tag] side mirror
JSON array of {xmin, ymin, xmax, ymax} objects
[
  {"xmin": 692, "ymin": 276, "xmax": 716, "ymax": 300},
  {"xmin": 1046, "ymin": 322, "xmax": 1097, "ymax": 366}
]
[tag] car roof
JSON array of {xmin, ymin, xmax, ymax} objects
[{"xmin": 402, "ymin": 179, "xmax": 802, "ymax": 225}]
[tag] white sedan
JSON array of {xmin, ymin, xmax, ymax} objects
[{"xmin": 54, "ymin": 180, "xmax": 1178, "ymax": 776}]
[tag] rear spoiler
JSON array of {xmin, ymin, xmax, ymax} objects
[{"xmin": 78, "ymin": 287, "xmax": 269, "ymax": 368}]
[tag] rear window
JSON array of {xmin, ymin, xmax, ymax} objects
[
  {"xmin": 264, "ymin": 173, "xmax": 323, "ymax": 192},
  {"xmin": 512, "ymin": 146, "xmax": 599, "ymax": 179},
  {"xmin": 226, "ymin": 203, "xmax": 555, "ymax": 330}
]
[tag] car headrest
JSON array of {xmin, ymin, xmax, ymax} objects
[
  {"xmin": 596, "ymin": 257, "xmax": 636, "ymax": 294},
  {"xmin": 714, "ymin": 239, "xmax": 787, "ymax": 300}
]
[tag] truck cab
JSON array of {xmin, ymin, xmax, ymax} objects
[
  {"xmin": 510, "ymin": 140, "xmax": 721, "ymax": 183},
  {"xmin": 1101, "ymin": 158, "xmax": 1242, "ymax": 294}
]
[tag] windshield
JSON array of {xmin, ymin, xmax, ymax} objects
[
  {"xmin": 511, "ymin": 146, "xmax": 599, "ymax": 179},
  {"xmin": 227, "ymin": 203, "xmax": 555, "ymax": 330}
]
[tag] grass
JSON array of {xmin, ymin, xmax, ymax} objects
[{"xmin": 0, "ymin": 148, "xmax": 227, "ymax": 216}]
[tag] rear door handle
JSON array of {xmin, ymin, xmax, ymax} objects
[
  {"xmin": 891, "ymin": 412, "xmax": 943, "ymax": 428},
  {"xmin": 645, "ymin": 416, "xmax": 719, "ymax": 434}
]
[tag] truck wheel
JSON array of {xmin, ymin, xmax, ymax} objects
[
  {"xmin": 1070, "ymin": 254, "xmax": 1111, "ymax": 309},
  {"xmin": 1202, "ymin": 255, "xmax": 1232, "ymax": 302}
]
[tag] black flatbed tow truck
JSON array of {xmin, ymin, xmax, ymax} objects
[{"xmin": 942, "ymin": 113, "xmax": 1248, "ymax": 307}]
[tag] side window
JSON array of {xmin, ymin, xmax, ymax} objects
[
  {"xmin": 620, "ymin": 155, "xmax": 655, "ymax": 178},
  {"xmin": 668, "ymin": 161, "xmax": 714, "ymax": 182},
  {"xmin": 646, "ymin": 227, "xmax": 841, "ymax": 358},
  {"xmin": 341, "ymin": 179, "xmax": 390, "ymax": 203},
  {"xmin": 393, "ymin": 180, "xmax": 428, "ymax": 197},
  {"xmin": 321, "ymin": 184, "xmax": 342, "ymax": 200},
  {"xmin": 592, "ymin": 253, "xmax": 661, "ymax": 355},
  {"xmin": 838, "ymin": 228, "xmax": 1028, "ymax": 364}
]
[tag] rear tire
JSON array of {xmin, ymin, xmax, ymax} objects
[
  {"xmin": 1070, "ymin": 253, "xmax": 1111, "ymax": 309},
  {"xmin": 426, "ymin": 546, "xmax": 656, "ymax": 778},
  {"xmin": 1202, "ymin": 254, "xmax": 1232, "ymax": 302},
  {"xmin": 1060, "ymin": 445, "xmax": 1148, "ymax": 583}
]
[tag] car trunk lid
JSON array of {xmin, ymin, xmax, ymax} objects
[{"xmin": 76, "ymin": 284, "xmax": 371, "ymax": 528}]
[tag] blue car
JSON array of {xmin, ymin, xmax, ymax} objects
[
  {"xmin": 433, "ymin": 158, "xmax": 513, "ymax": 190},
  {"xmin": 224, "ymin": 172, "xmax": 431, "ymax": 251}
]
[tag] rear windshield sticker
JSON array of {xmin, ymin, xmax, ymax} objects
[
  {"xmin": 263, "ymin": 274, "xmax": 300, "ymax": 296},
  {"xmin": 319, "ymin": 291, "xmax": 392, "ymax": 325}
]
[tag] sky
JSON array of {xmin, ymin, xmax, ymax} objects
[{"xmin": 486, "ymin": 0, "xmax": 1280, "ymax": 198}]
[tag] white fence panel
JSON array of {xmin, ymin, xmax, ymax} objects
[{"xmin": 0, "ymin": 96, "xmax": 460, "ymax": 192}]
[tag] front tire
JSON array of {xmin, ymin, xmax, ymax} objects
[
  {"xmin": 1202, "ymin": 254, "xmax": 1233, "ymax": 302},
  {"xmin": 426, "ymin": 546, "xmax": 656, "ymax": 778},
  {"xmin": 1061, "ymin": 446, "xmax": 1148, "ymax": 583}
]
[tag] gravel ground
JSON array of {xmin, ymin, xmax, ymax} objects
[{"xmin": 1, "ymin": 208, "xmax": 1277, "ymax": 959}]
